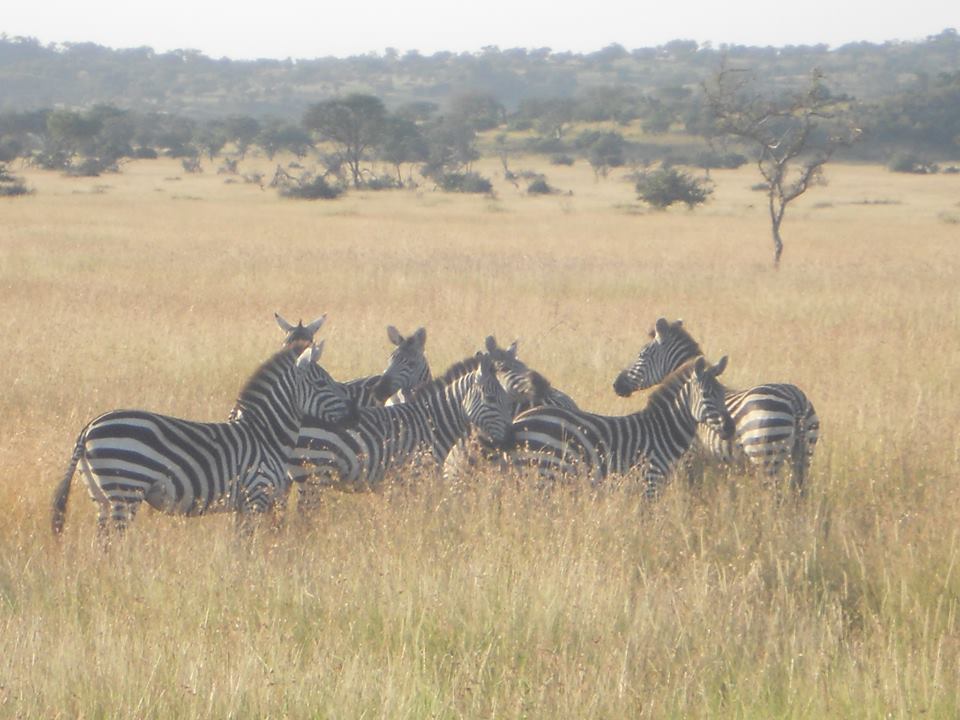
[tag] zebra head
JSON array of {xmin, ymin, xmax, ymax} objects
[
  {"xmin": 276, "ymin": 312, "xmax": 327, "ymax": 352},
  {"xmin": 372, "ymin": 326, "xmax": 431, "ymax": 402},
  {"xmin": 613, "ymin": 318, "xmax": 701, "ymax": 397},
  {"xmin": 686, "ymin": 356, "xmax": 735, "ymax": 440},
  {"xmin": 462, "ymin": 353, "xmax": 514, "ymax": 448},
  {"xmin": 294, "ymin": 342, "xmax": 353, "ymax": 424},
  {"xmin": 484, "ymin": 336, "xmax": 550, "ymax": 408}
]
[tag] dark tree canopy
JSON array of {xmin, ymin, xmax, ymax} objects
[{"xmin": 303, "ymin": 94, "xmax": 387, "ymax": 188}]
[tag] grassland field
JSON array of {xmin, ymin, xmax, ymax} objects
[{"xmin": 1, "ymin": 153, "xmax": 959, "ymax": 718}]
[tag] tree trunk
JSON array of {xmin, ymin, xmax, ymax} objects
[
  {"xmin": 771, "ymin": 221, "xmax": 784, "ymax": 269},
  {"xmin": 768, "ymin": 189, "xmax": 785, "ymax": 269}
]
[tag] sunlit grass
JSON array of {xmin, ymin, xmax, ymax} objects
[{"xmin": 1, "ymin": 156, "xmax": 959, "ymax": 717}]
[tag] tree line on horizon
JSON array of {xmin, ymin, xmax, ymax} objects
[{"xmin": 0, "ymin": 29, "xmax": 957, "ymax": 163}]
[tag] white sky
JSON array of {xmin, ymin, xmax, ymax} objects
[{"xmin": 3, "ymin": 0, "xmax": 957, "ymax": 60}]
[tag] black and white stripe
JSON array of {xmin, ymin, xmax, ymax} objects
[
  {"xmin": 52, "ymin": 344, "xmax": 351, "ymax": 534},
  {"xmin": 510, "ymin": 356, "xmax": 734, "ymax": 496},
  {"xmin": 293, "ymin": 353, "xmax": 514, "ymax": 496},
  {"xmin": 613, "ymin": 318, "xmax": 819, "ymax": 490},
  {"xmin": 442, "ymin": 337, "xmax": 579, "ymax": 482},
  {"xmin": 484, "ymin": 336, "xmax": 578, "ymax": 412},
  {"xmin": 273, "ymin": 313, "xmax": 430, "ymax": 408}
]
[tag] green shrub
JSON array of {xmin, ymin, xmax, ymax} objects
[
  {"xmin": 888, "ymin": 153, "xmax": 939, "ymax": 174},
  {"xmin": 635, "ymin": 167, "xmax": 712, "ymax": 209},
  {"xmin": 696, "ymin": 150, "xmax": 748, "ymax": 169},
  {"xmin": 435, "ymin": 172, "xmax": 493, "ymax": 194},
  {"xmin": 279, "ymin": 176, "xmax": 343, "ymax": 200},
  {"xmin": 527, "ymin": 178, "xmax": 553, "ymax": 195}
]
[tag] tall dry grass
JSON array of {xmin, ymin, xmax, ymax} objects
[{"xmin": 1, "ymin": 156, "xmax": 959, "ymax": 717}]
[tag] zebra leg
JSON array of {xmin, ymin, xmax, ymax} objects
[
  {"xmin": 296, "ymin": 480, "xmax": 324, "ymax": 516},
  {"xmin": 792, "ymin": 409, "xmax": 820, "ymax": 496},
  {"xmin": 97, "ymin": 497, "xmax": 141, "ymax": 537}
]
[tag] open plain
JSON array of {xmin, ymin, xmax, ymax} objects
[{"xmin": 1, "ymin": 155, "xmax": 959, "ymax": 717}]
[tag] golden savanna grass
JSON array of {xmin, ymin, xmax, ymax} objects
[{"xmin": 1, "ymin": 155, "xmax": 959, "ymax": 717}]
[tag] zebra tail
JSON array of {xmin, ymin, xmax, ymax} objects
[{"xmin": 52, "ymin": 437, "xmax": 83, "ymax": 535}]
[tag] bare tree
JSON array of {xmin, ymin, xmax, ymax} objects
[{"xmin": 704, "ymin": 64, "xmax": 860, "ymax": 267}]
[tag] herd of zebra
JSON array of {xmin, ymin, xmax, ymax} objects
[{"xmin": 51, "ymin": 314, "xmax": 819, "ymax": 535}]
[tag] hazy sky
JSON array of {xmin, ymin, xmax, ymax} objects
[{"xmin": 4, "ymin": 0, "xmax": 957, "ymax": 59}]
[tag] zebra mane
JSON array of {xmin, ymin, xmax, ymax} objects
[
  {"xmin": 235, "ymin": 348, "xmax": 297, "ymax": 408},
  {"xmin": 518, "ymin": 369, "xmax": 552, "ymax": 404},
  {"xmin": 645, "ymin": 356, "xmax": 703, "ymax": 405},
  {"xmin": 407, "ymin": 355, "xmax": 483, "ymax": 400}
]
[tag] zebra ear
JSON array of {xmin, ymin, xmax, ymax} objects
[
  {"xmin": 387, "ymin": 325, "xmax": 404, "ymax": 346},
  {"xmin": 275, "ymin": 312, "xmax": 296, "ymax": 333},
  {"xmin": 693, "ymin": 356, "xmax": 707, "ymax": 378},
  {"xmin": 711, "ymin": 355, "xmax": 728, "ymax": 378},
  {"xmin": 654, "ymin": 317, "xmax": 670, "ymax": 339},
  {"xmin": 412, "ymin": 327, "xmax": 427, "ymax": 349},
  {"xmin": 476, "ymin": 352, "xmax": 493, "ymax": 378},
  {"xmin": 485, "ymin": 336, "xmax": 498, "ymax": 353},
  {"xmin": 507, "ymin": 340, "xmax": 519, "ymax": 358},
  {"xmin": 304, "ymin": 314, "xmax": 326, "ymax": 336}
]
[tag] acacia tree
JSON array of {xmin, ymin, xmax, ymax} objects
[
  {"xmin": 303, "ymin": 94, "xmax": 387, "ymax": 188},
  {"xmin": 703, "ymin": 65, "xmax": 860, "ymax": 267}
]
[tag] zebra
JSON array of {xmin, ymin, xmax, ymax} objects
[
  {"xmin": 273, "ymin": 312, "xmax": 430, "ymax": 408},
  {"xmin": 612, "ymin": 318, "xmax": 819, "ymax": 491},
  {"xmin": 442, "ymin": 336, "xmax": 578, "ymax": 482},
  {"xmin": 293, "ymin": 352, "xmax": 514, "ymax": 498},
  {"xmin": 508, "ymin": 356, "xmax": 734, "ymax": 497},
  {"xmin": 52, "ymin": 343, "xmax": 352, "ymax": 535}
]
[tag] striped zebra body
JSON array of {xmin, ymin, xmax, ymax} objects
[
  {"xmin": 52, "ymin": 344, "xmax": 351, "ymax": 534},
  {"xmin": 442, "ymin": 336, "xmax": 578, "ymax": 482},
  {"xmin": 510, "ymin": 356, "xmax": 734, "ymax": 496},
  {"xmin": 613, "ymin": 318, "xmax": 819, "ymax": 489},
  {"xmin": 294, "ymin": 354, "xmax": 513, "ymax": 495}
]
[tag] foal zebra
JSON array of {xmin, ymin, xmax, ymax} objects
[
  {"xmin": 509, "ymin": 356, "xmax": 734, "ymax": 497},
  {"xmin": 293, "ymin": 353, "xmax": 514, "ymax": 497},
  {"xmin": 612, "ymin": 318, "xmax": 819, "ymax": 490},
  {"xmin": 52, "ymin": 344, "xmax": 351, "ymax": 534},
  {"xmin": 274, "ymin": 313, "xmax": 430, "ymax": 408}
]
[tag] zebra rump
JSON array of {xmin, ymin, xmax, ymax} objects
[
  {"xmin": 53, "ymin": 344, "xmax": 350, "ymax": 535},
  {"xmin": 613, "ymin": 317, "xmax": 819, "ymax": 490}
]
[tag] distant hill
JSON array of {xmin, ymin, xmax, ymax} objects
[{"xmin": 1, "ymin": 30, "xmax": 958, "ymax": 119}]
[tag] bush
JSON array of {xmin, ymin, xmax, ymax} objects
[
  {"xmin": 279, "ymin": 175, "xmax": 343, "ymax": 200},
  {"xmin": 527, "ymin": 178, "xmax": 553, "ymax": 195},
  {"xmin": 635, "ymin": 167, "xmax": 712, "ymax": 209},
  {"xmin": 132, "ymin": 147, "xmax": 159, "ymax": 160},
  {"xmin": 0, "ymin": 180, "xmax": 30, "ymax": 197},
  {"xmin": 550, "ymin": 154, "xmax": 575, "ymax": 166},
  {"xmin": 65, "ymin": 158, "xmax": 118, "ymax": 177},
  {"xmin": 888, "ymin": 153, "xmax": 939, "ymax": 174},
  {"xmin": 524, "ymin": 136, "xmax": 568, "ymax": 155},
  {"xmin": 435, "ymin": 172, "xmax": 493, "ymax": 194},
  {"xmin": 0, "ymin": 163, "xmax": 30, "ymax": 197},
  {"xmin": 696, "ymin": 150, "xmax": 748, "ymax": 169},
  {"xmin": 364, "ymin": 174, "xmax": 402, "ymax": 191}
]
